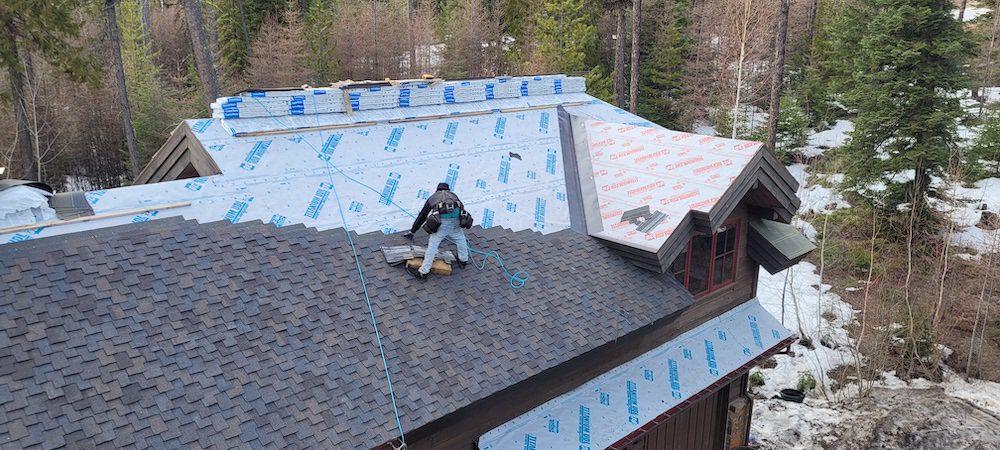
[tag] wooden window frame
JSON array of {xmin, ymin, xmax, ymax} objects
[{"xmin": 673, "ymin": 219, "xmax": 741, "ymax": 299}]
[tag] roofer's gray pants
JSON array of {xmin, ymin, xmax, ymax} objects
[{"xmin": 420, "ymin": 218, "xmax": 469, "ymax": 275}]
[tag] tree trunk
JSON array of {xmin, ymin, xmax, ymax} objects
[
  {"xmin": 959, "ymin": 0, "xmax": 969, "ymax": 23},
  {"xmin": 629, "ymin": 0, "xmax": 641, "ymax": 113},
  {"xmin": 806, "ymin": 0, "xmax": 820, "ymax": 45},
  {"xmin": 731, "ymin": 0, "xmax": 754, "ymax": 140},
  {"xmin": 407, "ymin": 0, "xmax": 417, "ymax": 77},
  {"xmin": 766, "ymin": 0, "xmax": 790, "ymax": 152},
  {"xmin": 105, "ymin": 0, "xmax": 141, "ymax": 179},
  {"xmin": 4, "ymin": 30, "xmax": 35, "ymax": 181},
  {"xmin": 371, "ymin": 0, "xmax": 379, "ymax": 78},
  {"xmin": 23, "ymin": 51, "xmax": 44, "ymax": 181},
  {"xmin": 614, "ymin": 5, "xmax": 626, "ymax": 107},
  {"xmin": 236, "ymin": 0, "xmax": 251, "ymax": 56},
  {"xmin": 182, "ymin": 0, "xmax": 221, "ymax": 104},
  {"xmin": 203, "ymin": 1, "xmax": 221, "ymax": 71},
  {"xmin": 140, "ymin": 0, "xmax": 152, "ymax": 46}
]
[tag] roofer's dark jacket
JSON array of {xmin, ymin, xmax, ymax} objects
[{"xmin": 410, "ymin": 188, "xmax": 462, "ymax": 234}]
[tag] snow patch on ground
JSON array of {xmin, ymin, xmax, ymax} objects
[
  {"xmin": 692, "ymin": 121, "xmax": 718, "ymax": 137},
  {"xmin": 787, "ymin": 164, "xmax": 852, "ymax": 216},
  {"xmin": 800, "ymin": 120, "xmax": 853, "ymax": 158},
  {"xmin": 756, "ymin": 262, "xmax": 857, "ymax": 396},
  {"xmin": 747, "ymin": 147, "xmax": 1000, "ymax": 448},
  {"xmin": 955, "ymin": 6, "xmax": 991, "ymax": 22},
  {"xmin": 944, "ymin": 177, "xmax": 1000, "ymax": 253},
  {"xmin": 751, "ymin": 260, "xmax": 859, "ymax": 449}
]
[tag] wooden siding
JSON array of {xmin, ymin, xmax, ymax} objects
[{"xmin": 615, "ymin": 376, "xmax": 740, "ymax": 450}]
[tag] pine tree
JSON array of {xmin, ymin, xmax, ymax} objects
[
  {"xmin": 775, "ymin": 95, "xmax": 808, "ymax": 156},
  {"xmin": 103, "ymin": 0, "xmax": 142, "ymax": 178},
  {"xmin": 500, "ymin": 0, "xmax": 538, "ymax": 71},
  {"xmin": 440, "ymin": 0, "xmax": 501, "ymax": 78},
  {"xmin": 245, "ymin": 2, "xmax": 313, "ymax": 87},
  {"xmin": 970, "ymin": 110, "xmax": 1000, "ymax": 179},
  {"xmin": 530, "ymin": 0, "xmax": 599, "ymax": 73},
  {"xmin": 305, "ymin": 0, "xmax": 336, "ymax": 84},
  {"xmin": 118, "ymin": 0, "xmax": 177, "ymax": 167},
  {"xmin": 0, "ymin": 0, "xmax": 99, "ymax": 180},
  {"xmin": 828, "ymin": 0, "xmax": 974, "ymax": 215},
  {"xmin": 217, "ymin": 0, "xmax": 285, "ymax": 76},
  {"xmin": 183, "ymin": 0, "xmax": 221, "ymax": 104},
  {"xmin": 637, "ymin": 0, "xmax": 688, "ymax": 129}
]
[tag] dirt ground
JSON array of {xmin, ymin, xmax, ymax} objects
[
  {"xmin": 825, "ymin": 387, "xmax": 1000, "ymax": 449},
  {"xmin": 754, "ymin": 387, "xmax": 1000, "ymax": 450},
  {"xmin": 817, "ymin": 252, "xmax": 1000, "ymax": 383}
]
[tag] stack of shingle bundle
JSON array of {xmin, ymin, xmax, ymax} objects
[{"xmin": 211, "ymin": 89, "xmax": 346, "ymax": 119}]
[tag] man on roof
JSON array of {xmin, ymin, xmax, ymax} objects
[{"xmin": 405, "ymin": 182, "xmax": 473, "ymax": 279}]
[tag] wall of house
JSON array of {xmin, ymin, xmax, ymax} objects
[
  {"xmin": 696, "ymin": 201, "xmax": 758, "ymax": 304},
  {"xmin": 610, "ymin": 373, "xmax": 752, "ymax": 450}
]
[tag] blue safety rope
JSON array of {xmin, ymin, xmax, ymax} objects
[{"xmin": 248, "ymin": 97, "xmax": 408, "ymax": 444}]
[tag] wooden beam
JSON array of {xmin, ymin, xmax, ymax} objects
[
  {"xmin": 239, "ymin": 121, "xmax": 379, "ymax": 138},
  {"xmin": 0, "ymin": 202, "xmax": 192, "ymax": 235}
]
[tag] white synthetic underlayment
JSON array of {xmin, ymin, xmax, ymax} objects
[
  {"xmin": 585, "ymin": 120, "xmax": 761, "ymax": 252},
  {"xmin": 478, "ymin": 298, "xmax": 792, "ymax": 450},
  {"xmin": 0, "ymin": 186, "xmax": 56, "ymax": 229},
  {"xmin": 0, "ymin": 93, "xmax": 657, "ymax": 245}
]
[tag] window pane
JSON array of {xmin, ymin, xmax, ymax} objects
[
  {"xmin": 725, "ymin": 225, "xmax": 737, "ymax": 252},
  {"xmin": 670, "ymin": 251, "xmax": 687, "ymax": 275},
  {"xmin": 713, "ymin": 254, "xmax": 735, "ymax": 285},
  {"xmin": 670, "ymin": 250, "xmax": 687, "ymax": 286},
  {"xmin": 714, "ymin": 228, "xmax": 728, "ymax": 257},
  {"xmin": 715, "ymin": 227, "xmax": 735, "ymax": 257},
  {"xmin": 689, "ymin": 235, "xmax": 711, "ymax": 295}
]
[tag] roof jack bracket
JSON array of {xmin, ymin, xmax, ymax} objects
[{"xmin": 389, "ymin": 439, "xmax": 407, "ymax": 450}]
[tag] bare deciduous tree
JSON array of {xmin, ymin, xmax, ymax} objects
[{"xmin": 245, "ymin": 4, "xmax": 311, "ymax": 88}]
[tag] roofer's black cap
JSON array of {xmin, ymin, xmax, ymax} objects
[{"xmin": 436, "ymin": 182, "xmax": 450, "ymax": 191}]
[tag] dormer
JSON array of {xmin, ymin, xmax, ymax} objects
[{"xmin": 558, "ymin": 107, "xmax": 815, "ymax": 296}]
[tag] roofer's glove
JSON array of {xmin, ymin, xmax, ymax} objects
[{"xmin": 403, "ymin": 231, "xmax": 414, "ymax": 240}]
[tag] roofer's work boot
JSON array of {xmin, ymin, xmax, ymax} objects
[
  {"xmin": 407, "ymin": 266, "xmax": 427, "ymax": 280},
  {"xmin": 458, "ymin": 259, "xmax": 468, "ymax": 269}
]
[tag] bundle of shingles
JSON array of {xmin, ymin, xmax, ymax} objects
[{"xmin": 380, "ymin": 244, "xmax": 455, "ymax": 276}]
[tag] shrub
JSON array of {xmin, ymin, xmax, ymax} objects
[{"xmin": 796, "ymin": 372, "xmax": 817, "ymax": 392}]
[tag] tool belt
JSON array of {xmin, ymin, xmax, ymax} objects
[{"xmin": 423, "ymin": 200, "xmax": 473, "ymax": 233}]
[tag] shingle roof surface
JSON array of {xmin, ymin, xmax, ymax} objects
[{"xmin": 0, "ymin": 217, "xmax": 692, "ymax": 449}]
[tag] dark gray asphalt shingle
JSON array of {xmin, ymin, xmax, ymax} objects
[{"xmin": 0, "ymin": 217, "xmax": 692, "ymax": 449}]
